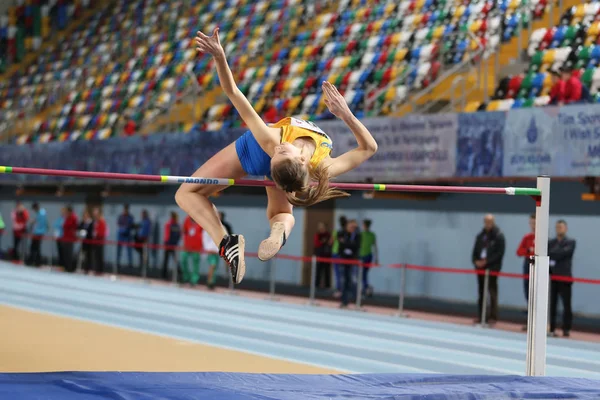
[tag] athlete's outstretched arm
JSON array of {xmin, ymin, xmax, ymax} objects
[
  {"xmin": 320, "ymin": 81, "xmax": 378, "ymax": 178},
  {"xmin": 195, "ymin": 28, "xmax": 279, "ymax": 153}
]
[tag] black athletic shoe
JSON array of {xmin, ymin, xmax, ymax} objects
[{"xmin": 219, "ymin": 234, "xmax": 246, "ymax": 284}]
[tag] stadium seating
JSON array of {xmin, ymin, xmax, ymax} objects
[
  {"xmin": 5, "ymin": 0, "xmax": 552, "ymax": 144},
  {"xmin": 484, "ymin": 1, "xmax": 600, "ymax": 111}
]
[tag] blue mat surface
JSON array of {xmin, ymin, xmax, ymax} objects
[{"xmin": 2, "ymin": 372, "xmax": 600, "ymax": 400}]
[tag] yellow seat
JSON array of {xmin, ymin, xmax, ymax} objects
[
  {"xmin": 509, "ymin": 0, "xmax": 520, "ymax": 10},
  {"xmin": 486, "ymin": 100, "xmax": 500, "ymax": 111},
  {"xmin": 543, "ymin": 73, "xmax": 552, "ymax": 89},
  {"xmin": 256, "ymin": 66, "xmax": 267, "ymax": 79},
  {"xmin": 415, "ymin": 0, "xmax": 426, "ymax": 9},
  {"xmin": 289, "ymin": 96, "xmax": 303, "ymax": 111},
  {"xmin": 575, "ymin": 4, "xmax": 586, "ymax": 18},
  {"xmin": 372, "ymin": 20, "xmax": 384, "ymax": 32},
  {"xmin": 470, "ymin": 20, "xmax": 482, "ymax": 33},
  {"xmin": 433, "ymin": 26, "xmax": 445, "ymax": 39},
  {"xmin": 542, "ymin": 49, "xmax": 556, "ymax": 64},
  {"xmin": 455, "ymin": 5, "xmax": 466, "ymax": 18},
  {"xmin": 413, "ymin": 14, "xmax": 423, "ymax": 27},
  {"xmin": 589, "ymin": 22, "xmax": 600, "ymax": 36},
  {"xmin": 340, "ymin": 56, "xmax": 351, "ymax": 68},
  {"xmin": 263, "ymin": 79, "xmax": 275, "ymax": 93},
  {"xmin": 395, "ymin": 48, "xmax": 408, "ymax": 62},
  {"xmin": 283, "ymin": 79, "xmax": 292, "ymax": 92},
  {"xmin": 464, "ymin": 101, "xmax": 481, "ymax": 112},
  {"xmin": 384, "ymin": 3, "xmax": 395, "ymax": 16},
  {"xmin": 385, "ymin": 87, "xmax": 396, "ymax": 102},
  {"xmin": 290, "ymin": 47, "xmax": 301, "ymax": 60},
  {"xmin": 391, "ymin": 32, "xmax": 403, "ymax": 45}
]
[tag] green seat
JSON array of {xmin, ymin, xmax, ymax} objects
[
  {"xmin": 531, "ymin": 51, "xmax": 543, "ymax": 67},
  {"xmin": 577, "ymin": 46, "xmax": 591, "ymax": 61},
  {"xmin": 582, "ymin": 68, "xmax": 594, "ymax": 87},
  {"xmin": 358, "ymin": 39, "xmax": 369, "ymax": 51},
  {"xmin": 426, "ymin": 27, "xmax": 434, "ymax": 41},
  {"xmin": 523, "ymin": 98, "xmax": 534, "ymax": 108},
  {"xmin": 334, "ymin": 74, "xmax": 344, "ymax": 86},
  {"xmin": 387, "ymin": 49, "xmax": 396, "ymax": 64},
  {"xmin": 373, "ymin": 69, "xmax": 385, "ymax": 84}
]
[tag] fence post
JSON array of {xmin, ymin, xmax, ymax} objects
[
  {"xmin": 476, "ymin": 268, "xmax": 490, "ymax": 328},
  {"xmin": 268, "ymin": 258, "xmax": 279, "ymax": 301},
  {"xmin": 49, "ymin": 237, "xmax": 55, "ymax": 272},
  {"xmin": 355, "ymin": 264, "xmax": 364, "ymax": 311},
  {"xmin": 308, "ymin": 255, "xmax": 317, "ymax": 305},
  {"xmin": 141, "ymin": 243, "xmax": 148, "ymax": 283},
  {"xmin": 171, "ymin": 248, "xmax": 179, "ymax": 286},
  {"xmin": 396, "ymin": 264, "xmax": 408, "ymax": 318}
]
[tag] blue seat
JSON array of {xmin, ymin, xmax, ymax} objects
[
  {"xmin": 278, "ymin": 48, "xmax": 289, "ymax": 60},
  {"xmin": 532, "ymin": 73, "xmax": 545, "ymax": 89},
  {"xmin": 591, "ymin": 46, "xmax": 600, "ymax": 60},
  {"xmin": 512, "ymin": 98, "xmax": 524, "ymax": 108}
]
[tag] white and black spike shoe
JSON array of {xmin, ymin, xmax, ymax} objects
[
  {"xmin": 219, "ymin": 234, "xmax": 246, "ymax": 284},
  {"xmin": 258, "ymin": 222, "xmax": 287, "ymax": 261}
]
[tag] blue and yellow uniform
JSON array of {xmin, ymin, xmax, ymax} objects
[{"xmin": 235, "ymin": 117, "xmax": 333, "ymax": 178}]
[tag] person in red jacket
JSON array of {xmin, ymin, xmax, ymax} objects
[
  {"xmin": 62, "ymin": 205, "xmax": 79, "ymax": 272},
  {"xmin": 92, "ymin": 207, "xmax": 107, "ymax": 275},
  {"xmin": 517, "ymin": 213, "xmax": 536, "ymax": 309},
  {"xmin": 565, "ymin": 69, "xmax": 583, "ymax": 104},
  {"xmin": 181, "ymin": 215, "xmax": 203, "ymax": 286},
  {"xmin": 11, "ymin": 201, "xmax": 29, "ymax": 261}
]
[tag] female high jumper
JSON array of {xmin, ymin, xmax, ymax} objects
[{"xmin": 175, "ymin": 28, "xmax": 378, "ymax": 284}]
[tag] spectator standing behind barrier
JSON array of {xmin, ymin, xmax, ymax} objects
[
  {"xmin": 338, "ymin": 219, "xmax": 361, "ymax": 308},
  {"xmin": 516, "ymin": 213, "xmax": 536, "ymax": 330},
  {"xmin": 92, "ymin": 207, "xmax": 107, "ymax": 275},
  {"xmin": 359, "ymin": 219, "xmax": 378, "ymax": 297},
  {"xmin": 78, "ymin": 210, "xmax": 94, "ymax": 273},
  {"xmin": 116, "ymin": 204, "xmax": 135, "ymax": 269},
  {"xmin": 548, "ymin": 220, "xmax": 576, "ymax": 338},
  {"xmin": 62, "ymin": 206, "xmax": 79, "ymax": 273},
  {"xmin": 162, "ymin": 212, "xmax": 181, "ymax": 281},
  {"xmin": 134, "ymin": 210, "xmax": 152, "ymax": 269},
  {"xmin": 53, "ymin": 209, "xmax": 65, "ymax": 267},
  {"xmin": 517, "ymin": 214, "xmax": 536, "ymax": 303},
  {"xmin": 313, "ymin": 222, "xmax": 332, "ymax": 289},
  {"xmin": 28, "ymin": 203, "xmax": 48, "ymax": 267},
  {"xmin": 11, "ymin": 201, "xmax": 29, "ymax": 261},
  {"xmin": 203, "ymin": 228, "xmax": 220, "ymax": 289},
  {"xmin": 332, "ymin": 215, "xmax": 347, "ymax": 298},
  {"xmin": 181, "ymin": 215, "xmax": 203, "ymax": 286},
  {"xmin": 472, "ymin": 214, "xmax": 505, "ymax": 325}
]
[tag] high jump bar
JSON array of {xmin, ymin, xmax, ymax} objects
[{"xmin": 0, "ymin": 166, "xmax": 541, "ymax": 196}]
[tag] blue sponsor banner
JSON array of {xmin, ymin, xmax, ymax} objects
[
  {"xmin": 502, "ymin": 107, "xmax": 558, "ymax": 176},
  {"xmin": 456, "ymin": 112, "xmax": 505, "ymax": 177},
  {"xmin": 553, "ymin": 105, "xmax": 600, "ymax": 176},
  {"xmin": 320, "ymin": 114, "xmax": 458, "ymax": 182}
]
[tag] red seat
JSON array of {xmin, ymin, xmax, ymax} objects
[{"xmin": 507, "ymin": 75, "xmax": 523, "ymax": 98}]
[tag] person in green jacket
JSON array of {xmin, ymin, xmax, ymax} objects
[{"xmin": 359, "ymin": 219, "xmax": 378, "ymax": 297}]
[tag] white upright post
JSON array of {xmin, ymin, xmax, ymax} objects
[{"xmin": 526, "ymin": 176, "xmax": 550, "ymax": 376}]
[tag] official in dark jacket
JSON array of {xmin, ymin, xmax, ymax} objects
[
  {"xmin": 338, "ymin": 219, "xmax": 361, "ymax": 307},
  {"xmin": 472, "ymin": 214, "xmax": 506, "ymax": 324},
  {"xmin": 548, "ymin": 219, "xmax": 576, "ymax": 337}
]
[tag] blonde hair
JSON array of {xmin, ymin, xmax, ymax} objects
[{"xmin": 271, "ymin": 159, "xmax": 350, "ymax": 207}]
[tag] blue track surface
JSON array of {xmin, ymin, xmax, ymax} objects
[
  {"xmin": 2, "ymin": 372, "xmax": 600, "ymax": 400},
  {"xmin": 1, "ymin": 263, "xmax": 600, "ymax": 399}
]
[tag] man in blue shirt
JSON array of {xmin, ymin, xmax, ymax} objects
[
  {"xmin": 134, "ymin": 209, "xmax": 152, "ymax": 269},
  {"xmin": 29, "ymin": 203, "xmax": 48, "ymax": 267},
  {"xmin": 116, "ymin": 204, "xmax": 135, "ymax": 269}
]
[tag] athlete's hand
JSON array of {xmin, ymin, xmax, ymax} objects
[
  {"xmin": 322, "ymin": 81, "xmax": 352, "ymax": 119},
  {"xmin": 195, "ymin": 27, "xmax": 224, "ymax": 57}
]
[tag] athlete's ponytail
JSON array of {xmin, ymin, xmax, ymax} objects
[{"xmin": 271, "ymin": 159, "xmax": 350, "ymax": 207}]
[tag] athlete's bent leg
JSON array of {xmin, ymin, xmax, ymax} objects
[
  {"xmin": 258, "ymin": 186, "xmax": 295, "ymax": 261},
  {"xmin": 175, "ymin": 143, "xmax": 247, "ymax": 283}
]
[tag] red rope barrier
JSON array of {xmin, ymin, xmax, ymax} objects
[{"xmin": 15, "ymin": 234, "xmax": 600, "ymax": 284}]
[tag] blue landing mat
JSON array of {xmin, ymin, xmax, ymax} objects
[{"xmin": 2, "ymin": 373, "xmax": 600, "ymax": 400}]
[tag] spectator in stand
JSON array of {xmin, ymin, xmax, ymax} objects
[
  {"xmin": 203, "ymin": 227, "xmax": 220, "ymax": 289},
  {"xmin": 516, "ymin": 214, "xmax": 536, "ymax": 305},
  {"xmin": 124, "ymin": 119, "xmax": 137, "ymax": 136},
  {"xmin": 181, "ymin": 215, "xmax": 203, "ymax": 287},
  {"xmin": 134, "ymin": 210, "xmax": 152, "ymax": 269},
  {"xmin": 332, "ymin": 215, "xmax": 347, "ymax": 298},
  {"xmin": 0, "ymin": 212, "xmax": 4, "ymax": 257},
  {"xmin": 549, "ymin": 69, "xmax": 566, "ymax": 106},
  {"xmin": 11, "ymin": 201, "xmax": 29, "ymax": 261},
  {"xmin": 78, "ymin": 210, "xmax": 94, "ymax": 273},
  {"xmin": 359, "ymin": 219, "xmax": 378, "ymax": 297},
  {"xmin": 549, "ymin": 220, "xmax": 576, "ymax": 338},
  {"xmin": 162, "ymin": 212, "xmax": 182, "ymax": 281},
  {"xmin": 28, "ymin": 203, "xmax": 48, "ymax": 267},
  {"xmin": 53, "ymin": 209, "xmax": 66, "ymax": 267},
  {"xmin": 116, "ymin": 204, "xmax": 135, "ymax": 269},
  {"xmin": 92, "ymin": 207, "xmax": 107, "ymax": 275},
  {"xmin": 471, "ymin": 214, "xmax": 505, "ymax": 325},
  {"xmin": 62, "ymin": 206, "xmax": 79, "ymax": 273},
  {"xmin": 338, "ymin": 219, "xmax": 361, "ymax": 308},
  {"xmin": 564, "ymin": 68, "xmax": 583, "ymax": 105},
  {"xmin": 313, "ymin": 222, "xmax": 332, "ymax": 289}
]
